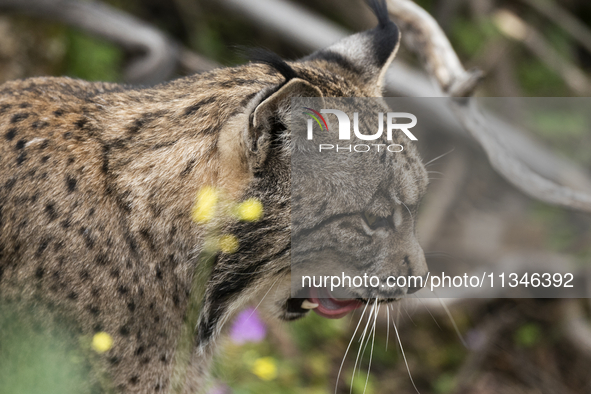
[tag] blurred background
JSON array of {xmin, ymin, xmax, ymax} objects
[{"xmin": 1, "ymin": 0, "xmax": 591, "ymax": 393}]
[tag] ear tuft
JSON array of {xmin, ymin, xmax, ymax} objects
[
  {"xmin": 367, "ymin": 0, "xmax": 391, "ymax": 28},
  {"xmin": 302, "ymin": 0, "xmax": 400, "ymax": 90},
  {"xmin": 366, "ymin": 0, "xmax": 400, "ymax": 68},
  {"xmin": 249, "ymin": 48, "xmax": 298, "ymax": 83}
]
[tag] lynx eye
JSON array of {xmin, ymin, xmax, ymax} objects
[
  {"xmin": 363, "ymin": 212, "xmax": 378, "ymax": 227},
  {"xmin": 363, "ymin": 209, "xmax": 399, "ymax": 230}
]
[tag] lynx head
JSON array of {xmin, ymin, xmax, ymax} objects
[{"xmin": 199, "ymin": 0, "xmax": 428, "ymax": 344}]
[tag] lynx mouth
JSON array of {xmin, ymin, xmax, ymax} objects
[
  {"xmin": 305, "ymin": 287, "xmax": 364, "ymax": 319},
  {"xmin": 285, "ymin": 289, "xmax": 401, "ymax": 320}
]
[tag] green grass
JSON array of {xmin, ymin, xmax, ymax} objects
[{"xmin": 0, "ymin": 305, "xmax": 97, "ymax": 394}]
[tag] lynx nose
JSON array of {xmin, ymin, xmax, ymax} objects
[{"xmin": 403, "ymin": 247, "xmax": 428, "ymax": 294}]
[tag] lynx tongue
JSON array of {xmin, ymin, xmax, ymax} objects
[{"xmin": 309, "ymin": 287, "xmax": 363, "ymax": 319}]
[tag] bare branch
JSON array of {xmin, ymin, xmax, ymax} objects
[
  {"xmin": 452, "ymin": 100, "xmax": 591, "ymax": 213},
  {"xmin": 0, "ymin": 0, "xmax": 179, "ymax": 84},
  {"xmin": 521, "ymin": 0, "xmax": 591, "ymax": 57},
  {"xmin": 217, "ymin": 0, "xmax": 349, "ymax": 51},
  {"xmin": 385, "ymin": 0, "xmax": 483, "ymax": 97},
  {"xmin": 385, "ymin": 0, "xmax": 591, "ymax": 212},
  {"xmin": 494, "ymin": 9, "xmax": 591, "ymax": 96}
]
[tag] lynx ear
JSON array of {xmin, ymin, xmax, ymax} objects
[
  {"xmin": 304, "ymin": 0, "xmax": 400, "ymax": 90},
  {"xmin": 245, "ymin": 78, "xmax": 323, "ymax": 167},
  {"xmin": 252, "ymin": 79, "xmax": 323, "ymax": 129}
]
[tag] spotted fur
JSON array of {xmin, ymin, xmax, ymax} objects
[{"xmin": 0, "ymin": 1, "xmax": 427, "ymax": 393}]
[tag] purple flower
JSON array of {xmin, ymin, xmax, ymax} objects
[{"xmin": 229, "ymin": 307, "xmax": 267, "ymax": 344}]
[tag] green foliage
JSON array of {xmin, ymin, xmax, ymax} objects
[
  {"xmin": 525, "ymin": 106, "xmax": 591, "ymax": 167},
  {"xmin": 414, "ymin": 0, "xmax": 436, "ymax": 13},
  {"xmin": 212, "ymin": 342, "xmax": 303, "ymax": 394},
  {"xmin": 451, "ymin": 17, "xmax": 499, "ymax": 57},
  {"xmin": 289, "ymin": 310, "xmax": 347, "ymax": 351},
  {"xmin": 0, "ymin": 306, "xmax": 95, "ymax": 394},
  {"xmin": 527, "ymin": 110, "xmax": 587, "ymax": 140},
  {"xmin": 432, "ymin": 372, "xmax": 456, "ymax": 394},
  {"xmin": 517, "ymin": 59, "xmax": 567, "ymax": 96},
  {"xmin": 545, "ymin": 26, "xmax": 573, "ymax": 60},
  {"xmin": 64, "ymin": 29, "xmax": 122, "ymax": 82},
  {"xmin": 514, "ymin": 323, "xmax": 542, "ymax": 348},
  {"xmin": 348, "ymin": 368, "xmax": 376, "ymax": 394},
  {"xmin": 529, "ymin": 203, "xmax": 580, "ymax": 252},
  {"xmin": 191, "ymin": 16, "xmax": 263, "ymax": 66},
  {"xmin": 193, "ymin": 25, "xmax": 229, "ymax": 64}
]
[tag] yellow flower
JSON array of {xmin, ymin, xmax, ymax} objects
[
  {"xmin": 252, "ymin": 357, "xmax": 277, "ymax": 381},
  {"xmin": 192, "ymin": 186, "xmax": 219, "ymax": 223},
  {"xmin": 219, "ymin": 234, "xmax": 239, "ymax": 254},
  {"xmin": 235, "ymin": 199, "xmax": 263, "ymax": 222},
  {"xmin": 91, "ymin": 332, "xmax": 113, "ymax": 354}
]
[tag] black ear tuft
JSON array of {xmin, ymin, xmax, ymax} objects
[
  {"xmin": 365, "ymin": 0, "xmax": 399, "ymax": 66},
  {"xmin": 367, "ymin": 0, "xmax": 391, "ymax": 28},
  {"xmin": 249, "ymin": 48, "xmax": 298, "ymax": 82},
  {"xmin": 299, "ymin": 0, "xmax": 399, "ymax": 90}
]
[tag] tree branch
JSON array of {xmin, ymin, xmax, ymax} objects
[
  {"xmin": 451, "ymin": 100, "xmax": 591, "ymax": 213},
  {"xmin": 493, "ymin": 9, "xmax": 591, "ymax": 96},
  {"xmin": 0, "ymin": 0, "xmax": 180, "ymax": 84},
  {"xmin": 385, "ymin": 0, "xmax": 591, "ymax": 213},
  {"xmin": 385, "ymin": 0, "xmax": 484, "ymax": 97},
  {"xmin": 521, "ymin": 0, "xmax": 591, "ymax": 57}
]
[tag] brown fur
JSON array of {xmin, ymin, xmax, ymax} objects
[{"xmin": 0, "ymin": 3, "xmax": 428, "ymax": 392}]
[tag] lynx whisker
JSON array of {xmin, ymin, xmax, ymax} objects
[
  {"xmin": 424, "ymin": 147, "xmax": 455, "ymax": 167},
  {"xmin": 363, "ymin": 298, "xmax": 380, "ymax": 394},
  {"xmin": 335, "ymin": 302, "xmax": 370, "ymax": 394},
  {"xmin": 391, "ymin": 306, "xmax": 421, "ymax": 394},
  {"xmin": 401, "ymin": 201, "xmax": 414, "ymax": 222},
  {"xmin": 247, "ymin": 277, "xmax": 280, "ymax": 320},
  {"xmin": 385, "ymin": 303, "xmax": 390, "ymax": 351},
  {"xmin": 413, "ymin": 294, "xmax": 442, "ymax": 329},
  {"xmin": 351, "ymin": 301, "xmax": 375, "ymax": 393},
  {"xmin": 434, "ymin": 293, "xmax": 467, "ymax": 347},
  {"xmin": 359, "ymin": 304, "xmax": 376, "ymax": 374},
  {"xmin": 402, "ymin": 303, "xmax": 417, "ymax": 327}
]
